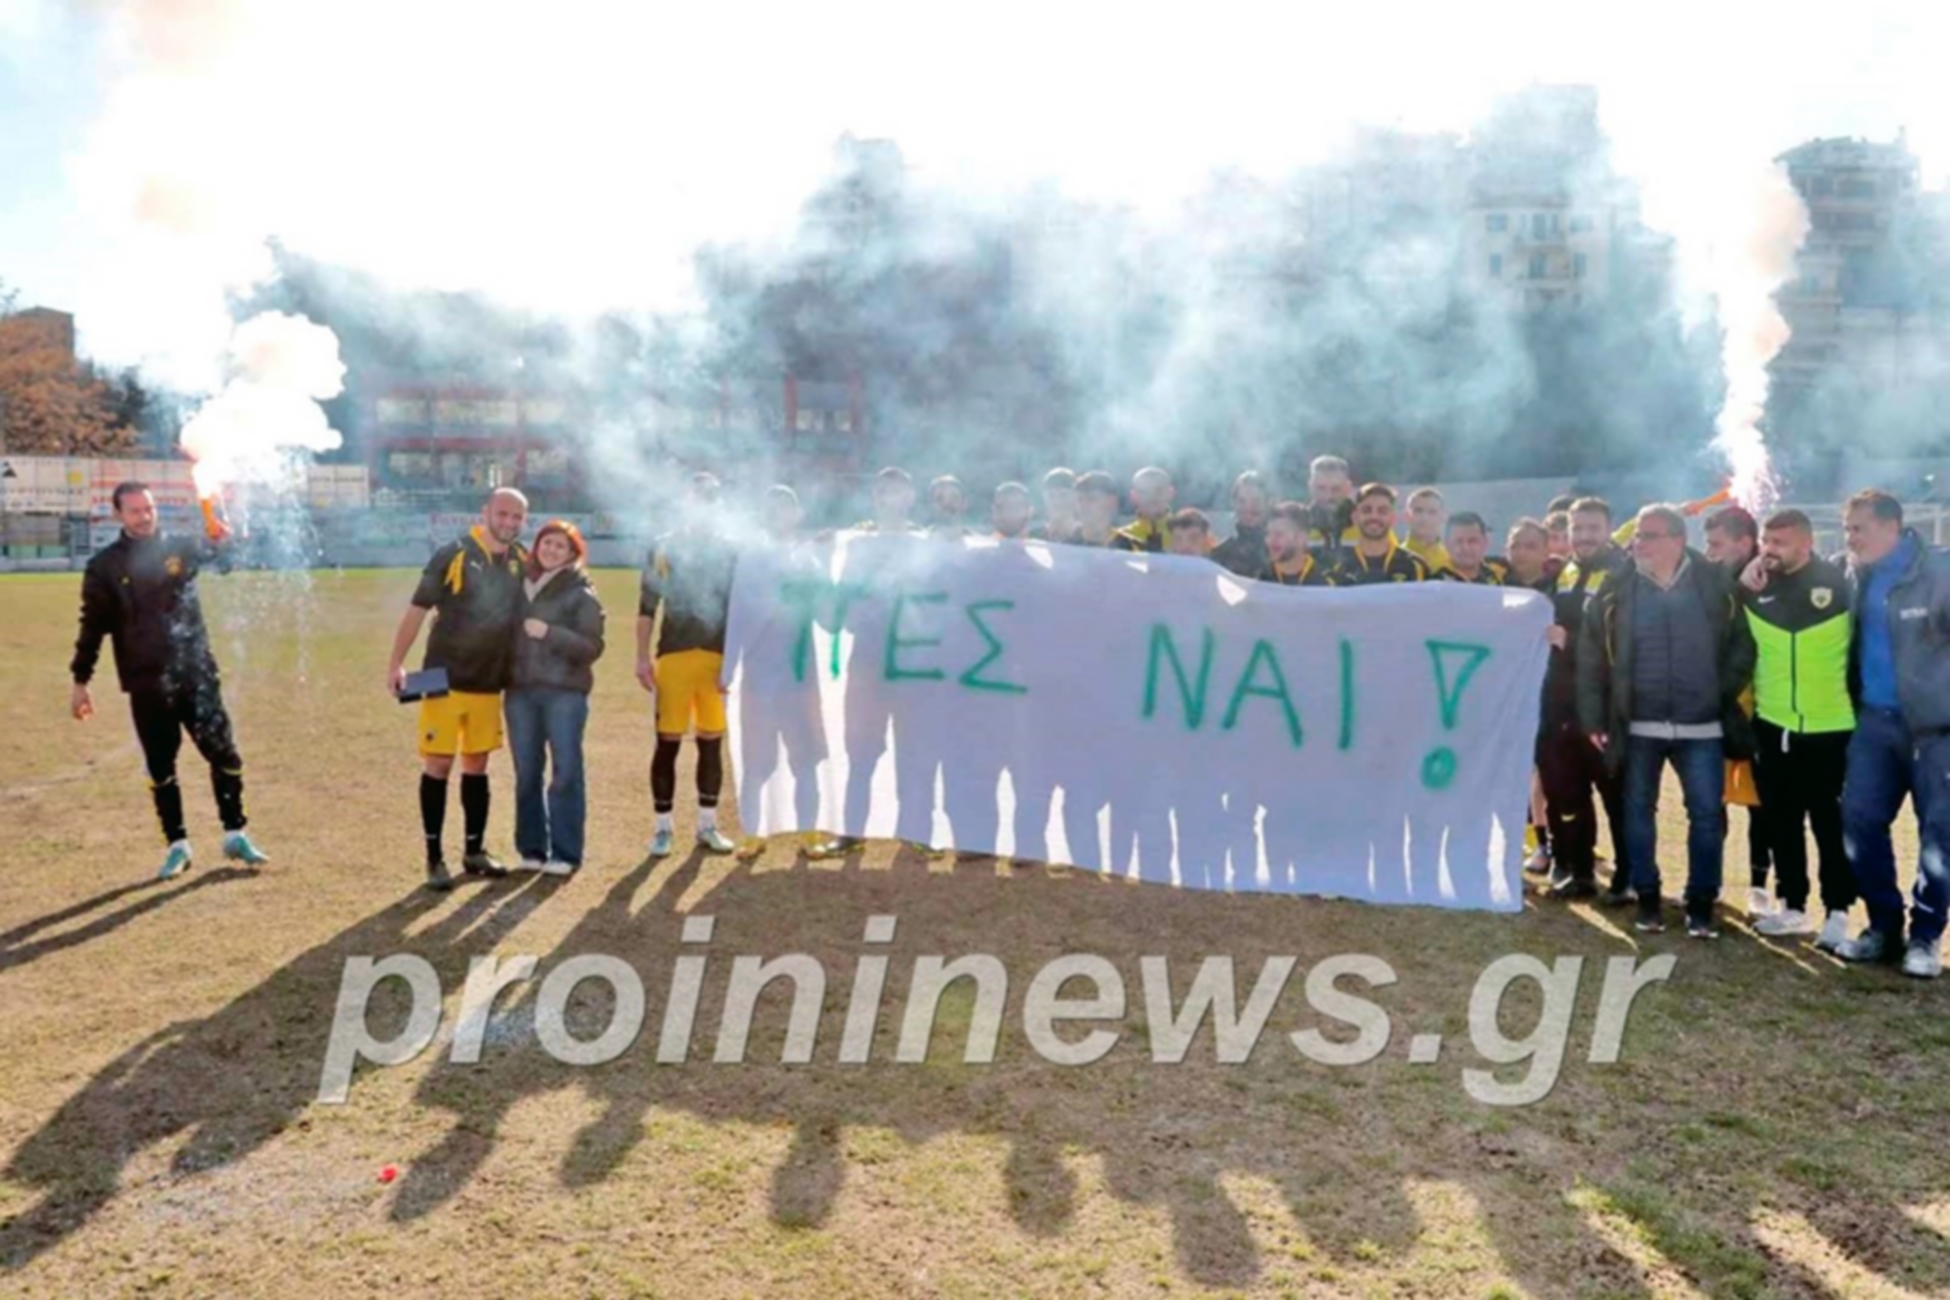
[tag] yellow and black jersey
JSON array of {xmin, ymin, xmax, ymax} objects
[
  {"xmin": 1440, "ymin": 557, "xmax": 1511, "ymax": 586},
  {"xmin": 640, "ymin": 530, "xmax": 739, "ymax": 657},
  {"xmin": 1211, "ymin": 524, "xmax": 1267, "ymax": 577},
  {"xmin": 1110, "ymin": 516, "xmax": 1170, "ymax": 553},
  {"xmin": 1260, "ymin": 553, "xmax": 1332, "ymax": 587},
  {"xmin": 1332, "ymin": 538, "xmax": 1432, "ymax": 586},
  {"xmin": 1308, "ymin": 524, "xmax": 1360, "ymax": 551},
  {"xmin": 1544, "ymin": 546, "xmax": 1624, "ymax": 719},
  {"xmin": 1554, "ymin": 548, "xmax": 1624, "ymax": 602},
  {"xmin": 410, "ymin": 528, "xmax": 528, "ymax": 694},
  {"xmin": 1404, "ymin": 535, "xmax": 1452, "ymax": 574}
]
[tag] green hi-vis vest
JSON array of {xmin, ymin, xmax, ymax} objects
[{"xmin": 1743, "ymin": 558, "xmax": 1855, "ymax": 735}]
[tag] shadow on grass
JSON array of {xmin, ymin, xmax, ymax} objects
[
  {"xmin": 0, "ymin": 867, "xmax": 260, "ymax": 975},
  {"xmin": 6, "ymin": 853, "xmax": 1949, "ymax": 1296},
  {"xmin": 389, "ymin": 854, "xmax": 1950, "ymax": 1296},
  {"xmin": 0, "ymin": 875, "xmax": 548, "ymax": 1271}
]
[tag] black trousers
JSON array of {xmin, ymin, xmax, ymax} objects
[
  {"xmin": 1539, "ymin": 719, "xmax": 1626, "ymax": 885},
  {"xmin": 130, "ymin": 678, "xmax": 246, "ymax": 843},
  {"xmin": 1752, "ymin": 720, "xmax": 1854, "ymax": 914},
  {"xmin": 1746, "ymin": 806, "xmax": 1771, "ymax": 878},
  {"xmin": 1722, "ymin": 803, "xmax": 1770, "ymax": 885}
]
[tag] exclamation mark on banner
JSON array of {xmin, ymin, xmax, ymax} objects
[
  {"xmin": 1338, "ymin": 637, "xmax": 1355, "ymax": 750},
  {"xmin": 1423, "ymin": 641, "xmax": 1492, "ymax": 790}
]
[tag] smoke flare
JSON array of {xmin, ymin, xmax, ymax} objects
[
  {"xmin": 1708, "ymin": 164, "xmax": 1810, "ymax": 513},
  {"xmin": 178, "ymin": 310, "xmax": 346, "ymax": 498}
]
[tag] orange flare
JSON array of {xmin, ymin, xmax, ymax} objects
[
  {"xmin": 200, "ymin": 496, "xmax": 231, "ymax": 542},
  {"xmin": 1683, "ymin": 487, "xmax": 1734, "ymax": 517}
]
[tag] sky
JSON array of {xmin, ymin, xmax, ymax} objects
[{"xmin": 1, "ymin": 0, "xmax": 1945, "ymax": 391}]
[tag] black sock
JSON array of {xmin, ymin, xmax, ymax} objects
[
  {"xmin": 152, "ymin": 776, "xmax": 187, "ymax": 844},
  {"xmin": 212, "ymin": 767, "xmax": 246, "ymax": 833},
  {"xmin": 460, "ymin": 773, "xmax": 489, "ymax": 856},
  {"xmin": 420, "ymin": 774, "xmax": 448, "ymax": 866},
  {"xmin": 651, "ymin": 737, "xmax": 680, "ymax": 814},
  {"xmin": 695, "ymin": 736, "xmax": 724, "ymax": 809}
]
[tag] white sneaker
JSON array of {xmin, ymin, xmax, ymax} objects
[
  {"xmin": 221, "ymin": 831, "xmax": 270, "ymax": 865},
  {"xmin": 1902, "ymin": 939, "xmax": 1943, "ymax": 980},
  {"xmin": 698, "ymin": 828, "xmax": 737, "ymax": 855},
  {"xmin": 517, "ymin": 857, "xmax": 548, "ymax": 873},
  {"xmin": 539, "ymin": 860, "xmax": 578, "ymax": 877},
  {"xmin": 1747, "ymin": 887, "xmax": 1778, "ymax": 919},
  {"xmin": 157, "ymin": 839, "xmax": 193, "ymax": 881},
  {"xmin": 1754, "ymin": 908, "xmax": 1812, "ymax": 937},
  {"xmin": 1814, "ymin": 911, "xmax": 1852, "ymax": 953}
]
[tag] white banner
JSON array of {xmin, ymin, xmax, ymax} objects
[{"xmin": 725, "ymin": 534, "xmax": 1551, "ymax": 911}]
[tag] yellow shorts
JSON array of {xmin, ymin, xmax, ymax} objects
[
  {"xmin": 657, "ymin": 650, "xmax": 727, "ymax": 736},
  {"xmin": 419, "ymin": 691, "xmax": 505, "ymax": 757}
]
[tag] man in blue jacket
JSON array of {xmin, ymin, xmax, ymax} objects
[{"xmin": 1832, "ymin": 490, "xmax": 1950, "ymax": 977}]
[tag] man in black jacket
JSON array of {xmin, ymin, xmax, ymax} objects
[
  {"xmin": 1028, "ymin": 468, "xmax": 1081, "ymax": 544},
  {"xmin": 1537, "ymin": 497, "xmax": 1627, "ymax": 900},
  {"xmin": 1578, "ymin": 505, "xmax": 1757, "ymax": 937},
  {"xmin": 1438, "ymin": 512, "xmax": 1511, "ymax": 585},
  {"xmin": 70, "ymin": 482, "xmax": 270, "ymax": 880},
  {"xmin": 1110, "ymin": 467, "xmax": 1175, "ymax": 553},
  {"xmin": 1256, "ymin": 502, "xmax": 1332, "ymax": 586},
  {"xmin": 1330, "ymin": 483, "xmax": 1433, "ymax": 585},
  {"xmin": 1211, "ymin": 471, "xmax": 1272, "ymax": 577},
  {"xmin": 1704, "ymin": 505, "xmax": 1775, "ymax": 921},
  {"xmin": 388, "ymin": 487, "xmax": 530, "ymax": 890},
  {"xmin": 638, "ymin": 473, "xmax": 740, "ymax": 859},
  {"xmin": 991, "ymin": 481, "xmax": 1034, "ymax": 540}
]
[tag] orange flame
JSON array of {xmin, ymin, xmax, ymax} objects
[{"xmin": 200, "ymin": 496, "xmax": 231, "ymax": 542}]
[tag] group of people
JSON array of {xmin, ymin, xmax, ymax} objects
[
  {"xmin": 1521, "ymin": 487, "xmax": 1948, "ymax": 977},
  {"xmin": 67, "ymin": 459, "xmax": 1949, "ymax": 978}
]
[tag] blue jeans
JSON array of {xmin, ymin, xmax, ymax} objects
[
  {"xmin": 505, "ymin": 688, "xmax": 590, "ymax": 866},
  {"xmin": 1621, "ymin": 735, "xmax": 1726, "ymax": 912},
  {"xmin": 1843, "ymin": 708, "xmax": 1950, "ymax": 943}
]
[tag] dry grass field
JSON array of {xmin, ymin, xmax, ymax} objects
[{"xmin": 0, "ymin": 568, "xmax": 1943, "ymax": 1299}]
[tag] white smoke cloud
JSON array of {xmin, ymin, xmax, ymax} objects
[
  {"xmin": 178, "ymin": 310, "xmax": 345, "ymax": 496},
  {"xmin": 18, "ymin": 0, "xmax": 1950, "ymax": 458},
  {"xmin": 1703, "ymin": 165, "xmax": 1810, "ymax": 512}
]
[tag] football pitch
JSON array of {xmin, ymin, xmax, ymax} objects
[{"xmin": 0, "ymin": 569, "xmax": 1942, "ymax": 1299}]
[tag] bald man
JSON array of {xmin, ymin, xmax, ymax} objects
[
  {"xmin": 389, "ymin": 487, "xmax": 531, "ymax": 891},
  {"xmin": 1112, "ymin": 467, "xmax": 1176, "ymax": 552}
]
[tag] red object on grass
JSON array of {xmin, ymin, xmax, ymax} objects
[{"xmin": 378, "ymin": 1165, "xmax": 399, "ymax": 1184}]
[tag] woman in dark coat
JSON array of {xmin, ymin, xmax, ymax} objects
[{"xmin": 507, "ymin": 520, "xmax": 605, "ymax": 875}]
